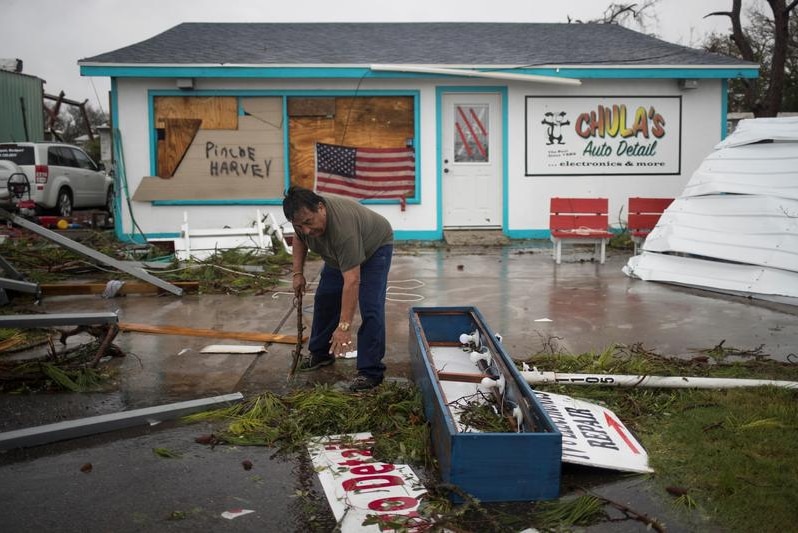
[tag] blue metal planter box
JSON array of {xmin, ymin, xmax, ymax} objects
[{"xmin": 409, "ymin": 306, "xmax": 561, "ymax": 502}]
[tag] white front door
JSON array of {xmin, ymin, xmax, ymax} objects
[{"xmin": 441, "ymin": 92, "xmax": 503, "ymax": 228}]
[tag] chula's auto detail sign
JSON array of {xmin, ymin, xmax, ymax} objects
[{"xmin": 525, "ymin": 96, "xmax": 682, "ymax": 176}]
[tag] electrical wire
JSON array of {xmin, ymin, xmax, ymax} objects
[
  {"xmin": 88, "ymin": 78, "xmax": 106, "ymax": 117},
  {"xmin": 338, "ymin": 71, "xmax": 370, "ymax": 146},
  {"xmin": 113, "ymin": 128, "xmax": 147, "ymax": 243}
]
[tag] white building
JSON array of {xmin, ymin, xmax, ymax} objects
[{"xmin": 78, "ymin": 22, "xmax": 758, "ymax": 243}]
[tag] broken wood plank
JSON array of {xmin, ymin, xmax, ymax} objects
[
  {"xmin": 436, "ymin": 370, "xmax": 485, "ymax": 384},
  {"xmin": 39, "ymin": 281, "xmax": 199, "ymax": 297},
  {"xmin": 118, "ymin": 322, "xmax": 302, "ymax": 344}
]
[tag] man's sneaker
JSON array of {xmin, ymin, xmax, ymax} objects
[
  {"xmin": 298, "ymin": 353, "xmax": 335, "ymax": 372},
  {"xmin": 349, "ymin": 374, "xmax": 383, "ymax": 392}
]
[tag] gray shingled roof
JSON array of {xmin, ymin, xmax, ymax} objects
[{"xmin": 80, "ymin": 22, "xmax": 752, "ymax": 67}]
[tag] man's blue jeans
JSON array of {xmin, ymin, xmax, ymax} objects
[{"xmin": 308, "ymin": 245, "xmax": 393, "ymax": 380}]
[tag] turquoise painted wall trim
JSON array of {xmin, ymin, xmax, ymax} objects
[
  {"xmin": 118, "ymin": 230, "xmax": 439, "ymax": 242},
  {"xmin": 434, "ymin": 90, "xmax": 443, "ymax": 233},
  {"xmin": 720, "ymin": 79, "xmax": 729, "ymax": 140},
  {"xmin": 434, "ymin": 86, "xmax": 508, "ymax": 234},
  {"xmin": 500, "ymin": 87, "xmax": 509, "ymax": 232},
  {"xmin": 148, "ymin": 89, "xmax": 419, "ymax": 97},
  {"xmin": 148, "ymin": 94, "xmax": 156, "ymax": 176},
  {"xmin": 506, "ymin": 227, "xmax": 623, "ymax": 239},
  {"xmin": 81, "ymin": 65, "xmax": 758, "ymax": 80},
  {"xmin": 281, "ymin": 97, "xmax": 290, "ymax": 192},
  {"xmin": 110, "ymin": 77, "xmax": 127, "ymax": 242},
  {"xmin": 120, "ymin": 232, "xmax": 181, "ymax": 241},
  {"xmin": 394, "ymin": 229, "xmax": 443, "ymax": 241},
  {"xmin": 149, "ymin": 198, "xmax": 421, "ymax": 206},
  {"xmin": 145, "ymin": 89, "xmax": 421, "ymax": 205},
  {"xmin": 152, "ymin": 199, "xmax": 285, "ymax": 206},
  {"xmin": 506, "ymin": 229, "xmax": 552, "ymax": 240}
]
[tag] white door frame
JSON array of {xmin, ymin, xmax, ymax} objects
[{"xmin": 439, "ymin": 88, "xmax": 505, "ymax": 230}]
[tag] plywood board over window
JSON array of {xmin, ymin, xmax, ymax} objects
[
  {"xmin": 288, "ymin": 96, "xmax": 415, "ymax": 191},
  {"xmin": 134, "ymin": 97, "xmax": 285, "ymax": 201},
  {"xmin": 154, "ymin": 96, "xmax": 238, "ymax": 130}
]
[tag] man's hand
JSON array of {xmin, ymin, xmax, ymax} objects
[
  {"xmin": 292, "ymin": 273, "xmax": 305, "ymax": 297},
  {"xmin": 330, "ymin": 328, "xmax": 354, "ymax": 358}
]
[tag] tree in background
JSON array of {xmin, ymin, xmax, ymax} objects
[
  {"xmin": 704, "ymin": 0, "xmax": 798, "ymax": 116},
  {"xmin": 569, "ymin": 1, "xmax": 661, "ymax": 32},
  {"xmin": 60, "ymin": 104, "xmax": 107, "ymax": 142},
  {"xmin": 48, "ymin": 102, "xmax": 107, "ymax": 162}
]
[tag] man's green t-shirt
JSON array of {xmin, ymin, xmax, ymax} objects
[{"xmin": 298, "ymin": 194, "xmax": 393, "ymax": 272}]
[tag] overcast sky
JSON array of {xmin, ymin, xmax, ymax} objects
[{"xmin": 2, "ymin": 0, "xmax": 748, "ymax": 113}]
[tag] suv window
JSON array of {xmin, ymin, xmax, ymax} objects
[
  {"xmin": 0, "ymin": 144, "xmax": 35, "ymax": 165},
  {"xmin": 71, "ymin": 148, "xmax": 97, "ymax": 171},
  {"xmin": 48, "ymin": 147, "xmax": 65, "ymax": 166},
  {"xmin": 50, "ymin": 147, "xmax": 78, "ymax": 168}
]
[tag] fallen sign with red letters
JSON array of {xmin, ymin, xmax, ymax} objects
[{"xmin": 307, "ymin": 432, "xmax": 433, "ymax": 532}]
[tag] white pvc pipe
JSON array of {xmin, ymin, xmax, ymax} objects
[
  {"xmin": 521, "ymin": 371, "xmax": 798, "ymax": 390},
  {"xmin": 369, "ymin": 64, "xmax": 582, "ymax": 86}
]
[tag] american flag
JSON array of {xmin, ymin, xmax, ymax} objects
[{"xmin": 315, "ymin": 142, "xmax": 415, "ymax": 200}]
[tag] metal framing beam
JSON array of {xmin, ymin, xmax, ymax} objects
[
  {"xmin": 0, "ymin": 312, "xmax": 118, "ymax": 328},
  {"xmin": 0, "ymin": 277, "xmax": 40, "ymax": 296},
  {"xmin": 0, "ymin": 392, "xmax": 244, "ymax": 450},
  {"xmin": 0, "ymin": 254, "xmax": 25, "ymax": 280},
  {"xmin": 0, "ymin": 208, "xmax": 182, "ymax": 296}
]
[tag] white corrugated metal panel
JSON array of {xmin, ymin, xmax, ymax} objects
[
  {"xmin": 623, "ymin": 252, "xmax": 798, "ymax": 300},
  {"xmin": 643, "ymin": 195, "xmax": 798, "ymax": 272},
  {"xmin": 625, "ymin": 118, "xmax": 798, "ymax": 304},
  {"xmin": 715, "ymin": 116, "xmax": 798, "ymax": 148},
  {"xmin": 683, "ymin": 142, "xmax": 798, "ymax": 199}
]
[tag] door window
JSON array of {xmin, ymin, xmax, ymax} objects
[{"xmin": 453, "ymin": 104, "xmax": 489, "ymax": 163}]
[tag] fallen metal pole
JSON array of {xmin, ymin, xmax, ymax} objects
[
  {"xmin": 0, "ymin": 208, "xmax": 183, "ymax": 296},
  {"xmin": 0, "ymin": 312, "xmax": 118, "ymax": 328},
  {"xmin": 0, "ymin": 392, "xmax": 244, "ymax": 450},
  {"xmin": 521, "ymin": 370, "xmax": 798, "ymax": 389}
]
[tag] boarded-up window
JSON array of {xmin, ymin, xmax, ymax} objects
[
  {"xmin": 134, "ymin": 96, "xmax": 286, "ymax": 202},
  {"xmin": 288, "ymin": 96, "xmax": 415, "ymax": 196},
  {"xmin": 134, "ymin": 94, "xmax": 415, "ymax": 203}
]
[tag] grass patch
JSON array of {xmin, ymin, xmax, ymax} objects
[
  {"xmin": 184, "ymin": 382, "xmax": 434, "ymax": 469},
  {"xmin": 644, "ymin": 386, "xmax": 798, "ymax": 531},
  {"xmin": 0, "ymin": 338, "xmax": 119, "ymax": 393},
  {"xmin": 522, "ymin": 345, "xmax": 798, "ymax": 532}
]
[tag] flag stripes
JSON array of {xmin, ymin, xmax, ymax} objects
[{"xmin": 315, "ymin": 143, "xmax": 415, "ymax": 200}]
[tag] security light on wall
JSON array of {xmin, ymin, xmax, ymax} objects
[
  {"xmin": 176, "ymin": 78, "xmax": 195, "ymax": 90},
  {"xmin": 679, "ymin": 79, "xmax": 699, "ymax": 90}
]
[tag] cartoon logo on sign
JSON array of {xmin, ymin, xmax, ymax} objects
[{"xmin": 541, "ymin": 111, "xmax": 570, "ymax": 145}]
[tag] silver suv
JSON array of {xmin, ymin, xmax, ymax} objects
[{"xmin": 0, "ymin": 142, "xmax": 114, "ymax": 217}]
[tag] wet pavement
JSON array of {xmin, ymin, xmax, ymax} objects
[{"xmin": 1, "ymin": 243, "xmax": 795, "ymax": 531}]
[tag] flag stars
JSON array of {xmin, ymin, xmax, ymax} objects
[{"xmin": 318, "ymin": 143, "xmax": 357, "ymax": 178}]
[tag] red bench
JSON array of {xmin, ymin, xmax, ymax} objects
[
  {"xmin": 550, "ymin": 198, "xmax": 613, "ymax": 264},
  {"xmin": 628, "ymin": 197, "xmax": 674, "ymax": 255}
]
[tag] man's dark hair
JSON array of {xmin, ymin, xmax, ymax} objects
[{"xmin": 283, "ymin": 186, "xmax": 325, "ymax": 220}]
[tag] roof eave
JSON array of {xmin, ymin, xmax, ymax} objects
[{"xmin": 78, "ymin": 63, "xmax": 760, "ymax": 80}]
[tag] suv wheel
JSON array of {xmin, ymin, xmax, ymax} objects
[
  {"xmin": 56, "ymin": 188, "xmax": 73, "ymax": 217},
  {"xmin": 105, "ymin": 187, "xmax": 115, "ymax": 214}
]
